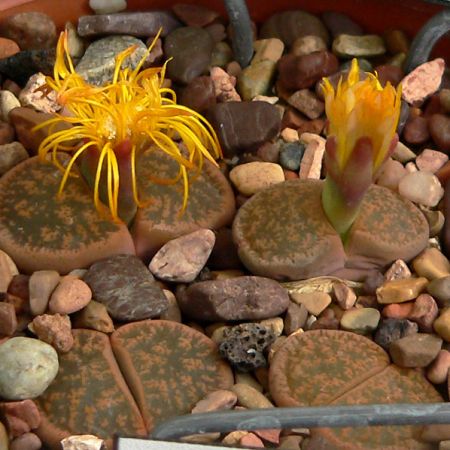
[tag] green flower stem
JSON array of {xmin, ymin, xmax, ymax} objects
[{"xmin": 321, "ymin": 175, "xmax": 364, "ymax": 243}]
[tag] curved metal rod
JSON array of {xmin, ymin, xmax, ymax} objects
[
  {"xmin": 223, "ymin": 0, "xmax": 253, "ymax": 68},
  {"xmin": 404, "ymin": 8, "xmax": 450, "ymax": 72},
  {"xmin": 151, "ymin": 403, "xmax": 450, "ymax": 441}
]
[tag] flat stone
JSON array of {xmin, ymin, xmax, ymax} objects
[
  {"xmin": 77, "ymin": 11, "xmax": 180, "ymax": 37},
  {"xmin": 231, "ymin": 383, "xmax": 274, "ymax": 409},
  {"xmin": 374, "ymin": 318, "xmax": 418, "ymax": 350},
  {"xmin": 48, "ymin": 276, "xmax": 92, "ymax": 315},
  {"xmin": 434, "ymin": 307, "xmax": 450, "ymax": 341},
  {"xmin": 176, "ymin": 276, "xmax": 289, "ymax": 321},
  {"xmin": 0, "ymin": 12, "xmax": 56, "ymax": 51},
  {"xmin": 29, "ymin": 270, "xmax": 60, "ymax": 316},
  {"xmin": 164, "ymin": 27, "xmax": 214, "ymax": 84},
  {"xmin": 412, "ymin": 248, "xmax": 450, "ymax": 280},
  {"xmin": 205, "ymin": 101, "xmax": 281, "ymax": 158},
  {"xmin": 401, "ymin": 58, "xmax": 445, "ymax": 105},
  {"xmin": 229, "ymin": 162, "xmax": 285, "ymax": 196},
  {"xmin": 376, "ymin": 277, "xmax": 428, "ymax": 304},
  {"xmin": 72, "ymin": 299, "xmax": 114, "ymax": 333},
  {"xmin": 83, "ymin": 254, "xmax": 167, "ymax": 321},
  {"xmin": 332, "ymin": 34, "xmax": 386, "ymax": 58},
  {"xmin": 75, "ymin": 35, "xmax": 147, "ymax": 86},
  {"xmin": 0, "ymin": 157, "xmax": 135, "ymax": 274},
  {"xmin": 0, "ymin": 141, "xmax": 28, "ymax": 176},
  {"xmin": 149, "ymin": 229, "xmax": 215, "ymax": 283},
  {"xmin": 290, "ymin": 292, "xmax": 331, "ymax": 316},
  {"xmin": 0, "ymin": 337, "xmax": 58, "ymax": 400},
  {"xmin": 340, "ymin": 308, "xmax": 380, "ymax": 334},
  {"xmin": 389, "ymin": 333, "xmax": 442, "ymax": 368},
  {"xmin": 284, "ymin": 302, "xmax": 308, "ymax": 334},
  {"xmin": 398, "ymin": 171, "xmax": 444, "ymax": 207},
  {"xmin": 35, "ymin": 329, "xmax": 146, "ymax": 448},
  {"xmin": 333, "ymin": 282, "xmax": 357, "ymax": 310}
]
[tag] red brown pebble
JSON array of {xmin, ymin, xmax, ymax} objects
[
  {"xmin": 402, "ymin": 115, "xmax": 430, "ymax": 145},
  {"xmin": 426, "ymin": 349, "xmax": 450, "ymax": 384},
  {"xmin": 30, "ymin": 314, "xmax": 74, "ymax": 353},
  {"xmin": 0, "ymin": 399, "xmax": 40, "ymax": 437},
  {"xmin": 240, "ymin": 432, "xmax": 265, "ymax": 448},
  {"xmin": 0, "ymin": 301, "xmax": 17, "ymax": 336},
  {"xmin": 0, "ymin": 37, "xmax": 20, "ymax": 59},
  {"xmin": 382, "ymin": 302, "xmax": 414, "ymax": 319},
  {"xmin": 407, "ymin": 293, "xmax": 439, "ymax": 332}
]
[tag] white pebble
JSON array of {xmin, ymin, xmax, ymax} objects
[
  {"xmin": 398, "ymin": 171, "xmax": 444, "ymax": 207},
  {"xmin": 0, "ymin": 90, "xmax": 20, "ymax": 123}
]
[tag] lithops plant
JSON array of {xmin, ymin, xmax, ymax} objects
[{"xmin": 233, "ymin": 59, "xmax": 429, "ymax": 281}]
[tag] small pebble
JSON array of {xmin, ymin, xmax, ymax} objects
[
  {"xmin": 279, "ymin": 142, "xmax": 303, "ymax": 171},
  {"xmin": 384, "ymin": 259, "xmax": 412, "ymax": 281},
  {"xmin": 18, "ymin": 72, "xmax": 59, "ymax": 114},
  {"xmin": 0, "ymin": 141, "xmax": 28, "ymax": 176},
  {"xmin": 0, "ymin": 399, "xmax": 41, "ymax": 437},
  {"xmin": 222, "ymin": 431, "xmax": 249, "ymax": 446},
  {"xmin": 159, "ymin": 289, "xmax": 182, "ymax": 323},
  {"xmin": 398, "ymin": 171, "xmax": 444, "ymax": 207},
  {"xmin": 0, "ymin": 90, "xmax": 20, "ymax": 123},
  {"xmin": 30, "ymin": 313, "xmax": 74, "ymax": 353},
  {"xmin": 0, "ymin": 249, "xmax": 18, "ymax": 293},
  {"xmin": 403, "ymin": 116, "xmax": 430, "ymax": 145},
  {"xmin": 426, "ymin": 349, "xmax": 450, "ymax": 384},
  {"xmin": 291, "ymin": 35, "xmax": 327, "ymax": 56},
  {"xmin": 234, "ymin": 372, "xmax": 264, "ymax": 392},
  {"xmin": 0, "ymin": 302, "xmax": 17, "ymax": 336},
  {"xmin": 392, "ymin": 140, "xmax": 416, "ymax": 163},
  {"xmin": 376, "ymin": 277, "xmax": 428, "ymax": 304},
  {"xmin": 191, "ymin": 390, "xmax": 237, "ymax": 413},
  {"xmin": 298, "ymin": 132, "xmax": 326, "ymax": 179},
  {"xmin": 427, "ymin": 276, "xmax": 450, "ymax": 307},
  {"xmin": 280, "ymin": 128, "xmax": 299, "ymax": 143},
  {"xmin": 389, "ymin": 333, "xmax": 442, "ymax": 368},
  {"xmin": 375, "ymin": 158, "xmax": 406, "ymax": 191},
  {"xmin": 407, "ymin": 294, "xmax": 439, "ymax": 333},
  {"xmin": 382, "ymin": 302, "xmax": 414, "ymax": 319},
  {"xmin": 240, "ymin": 433, "xmax": 264, "ymax": 448},
  {"xmin": 374, "ymin": 318, "xmax": 418, "ymax": 350},
  {"xmin": 172, "ymin": 3, "xmax": 219, "ymax": 27},
  {"xmin": 332, "ymin": 34, "xmax": 386, "ymax": 58},
  {"xmin": 0, "ymin": 121, "xmax": 15, "ymax": 146},
  {"xmin": 89, "ymin": 0, "xmax": 127, "ymax": 14},
  {"xmin": 229, "ymin": 162, "xmax": 285, "ymax": 196},
  {"xmin": 231, "ymin": 383, "xmax": 274, "ymax": 409},
  {"xmin": 284, "ymin": 302, "xmax": 308, "ymax": 334},
  {"xmin": 416, "ymin": 149, "xmax": 449, "ymax": 173},
  {"xmin": 340, "ymin": 308, "xmax": 380, "ymax": 334},
  {"xmin": 290, "ymin": 291, "xmax": 331, "ymax": 316},
  {"xmin": 48, "ymin": 275, "xmax": 92, "ymax": 315},
  {"xmin": 29, "ymin": 270, "xmax": 60, "ymax": 316},
  {"xmin": 72, "ymin": 300, "xmax": 114, "ymax": 333},
  {"xmin": 429, "ymin": 113, "xmax": 450, "ymax": 153},
  {"xmin": 412, "ymin": 248, "xmax": 450, "ymax": 280},
  {"xmin": 434, "ymin": 307, "xmax": 450, "ymax": 341},
  {"xmin": 210, "ymin": 66, "xmax": 241, "ymax": 102},
  {"xmin": 61, "ymin": 435, "xmax": 104, "ymax": 450},
  {"xmin": 0, "ymin": 421, "xmax": 7, "ymax": 450},
  {"xmin": 10, "ymin": 432, "xmax": 41, "ymax": 450},
  {"xmin": 287, "ymin": 89, "xmax": 325, "ymax": 119}
]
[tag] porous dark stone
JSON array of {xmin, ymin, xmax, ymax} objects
[
  {"xmin": 180, "ymin": 76, "xmax": 217, "ymax": 113},
  {"xmin": 321, "ymin": 11, "xmax": 363, "ymax": 37},
  {"xmin": 278, "ymin": 51, "xmax": 339, "ymax": 90},
  {"xmin": 0, "ymin": 49, "xmax": 55, "ymax": 86},
  {"xmin": 77, "ymin": 11, "xmax": 181, "ymax": 37},
  {"xmin": 374, "ymin": 318, "xmax": 419, "ymax": 350},
  {"xmin": 429, "ymin": 113, "xmax": 450, "ymax": 153},
  {"xmin": 176, "ymin": 276, "xmax": 290, "ymax": 321},
  {"xmin": 260, "ymin": 10, "xmax": 329, "ymax": 46},
  {"xmin": 205, "ymin": 101, "xmax": 281, "ymax": 157},
  {"xmin": 83, "ymin": 254, "xmax": 168, "ymax": 321},
  {"xmin": 164, "ymin": 26, "xmax": 214, "ymax": 84},
  {"xmin": 219, "ymin": 323, "xmax": 276, "ymax": 372}
]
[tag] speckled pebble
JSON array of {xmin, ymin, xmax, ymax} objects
[
  {"xmin": 29, "ymin": 313, "xmax": 73, "ymax": 353},
  {"xmin": 48, "ymin": 275, "xmax": 92, "ymax": 315},
  {"xmin": 416, "ymin": 149, "xmax": 449, "ymax": 173},
  {"xmin": 398, "ymin": 171, "xmax": 444, "ymax": 207},
  {"xmin": 0, "ymin": 337, "xmax": 58, "ymax": 400}
]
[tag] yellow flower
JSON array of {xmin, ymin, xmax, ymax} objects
[
  {"xmin": 322, "ymin": 58, "xmax": 402, "ymax": 173},
  {"xmin": 35, "ymin": 31, "xmax": 222, "ymax": 222}
]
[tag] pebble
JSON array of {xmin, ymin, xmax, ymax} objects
[
  {"xmin": 383, "ymin": 29, "xmax": 410, "ymax": 54},
  {"xmin": 89, "ymin": 0, "xmax": 127, "ymax": 14},
  {"xmin": 280, "ymin": 128, "xmax": 299, "ymax": 142},
  {"xmin": 332, "ymin": 34, "xmax": 386, "ymax": 58},
  {"xmin": 392, "ymin": 140, "xmax": 416, "ymax": 163},
  {"xmin": 0, "ymin": 302, "xmax": 17, "ymax": 336},
  {"xmin": 205, "ymin": 101, "xmax": 281, "ymax": 158},
  {"xmin": 376, "ymin": 277, "xmax": 428, "ymax": 304},
  {"xmin": 298, "ymin": 132, "xmax": 326, "ymax": 179},
  {"xmin": 180, "ymin": 76, "xmax": 216, "ymax": 113},
  {"xmin": 384, "ymin": 259, "xmax": 412, "ymax": 281},
  {"xmin": 28, "ymin": 270, "xmax": 60, "ymax": 316},
  {"xmin": 164, "ymin": 27, "xmax": 214, "ymax": 84},
  {"xmin": 0, "ymin": 249, "xmax": 18, "ymax": 293},
  {"xmin": 18, "ymin": 72, "xmax": 59, "ymax": 114},
  {"xmin": 0, "ymin": 121, "xmax": 14, "ymax": 146},
  {"xmin": 332, "ymin": 281, "xmax": 357, "ymax": 310},
  {"xmin": 375, "ymin": 64, "xmax": 404, "ymax": 87},
  {"xmin": 229, "ymin": 162, "xmax": 285, "ymax": 196},
  {"xmin": 382, "ymin": 302, "xmax": 414, "ymax": 319},
  {"xmin": 222, "ymin": 431, "xmax": 249, "ymax": 446},
  {"xmin": 83, "ymin": 254, "xmax": 168, "ymax": 321},
  {"xmin": 65, "ymin": 22, "xmax": 85, "ymax": 59},
  {"xmin": 159, "ymin": 289, "xmax": 182, "ymax": 323},
  {"xmin": 240, "ymin": 433, "xmax": 264, "ymax": 448},
  {"xmin": 291, "ymin": 35, "xmax": 327, "ymax": 56},
  {"xmin": 10, "ymin": 432, "xmax": 41, "ymax": 450},
  {"xmin": 321, "ymin": 10, "xmax": 363, "ymax": 37},
  {"xmin": 48, "ymin": 275, "xmax": 92, "ymax": 315},
  {"xmin": 0, "ymin": 337, "xmax": 58, "ymax": 400},
  {"xmin": 237, "ymin": 60, "xmax": 276, "ymax": 101},
  {"xmin": 434, "ymin": 308, "xmax": 450, "ymax": 341},
  {"xmin": 401, "ymin": 58, "xmax": 445, "ymax": 105},
  {"xmin": 234, "ymin": 372, "xmax": 264, "ymax": 393},
  {"xmin": 290, "ymin": 292, "xmax": 331, "ymax": 316},
  {"xmin": 287, "ymin": 89, "xmax": 324, "ymax": 119},
  {"xmin": 403, "ymin": 115, "xmax": 430, "ymax": 145},
  {"xmin": 253, "ymin": 38, "xmax": 285, "ymax": 63},
  {"xmin": 30, "ymin": 314, "xmax": 73, "ymax": 353},
  {"xmin": 421, "ymin": 425, "xmax": 450, "ymax": 443},
  {"xmin": 375, "ymin": 158, "xmax": 406, "ymax": 191},
  {"xmin": 0, "ymin": 142, "xmax": 28, "ymax": 176},
  {"xmin": 416, "ymin": 149, "xmax": 449, "ymax": 173},
  {"xmin": 0, "ymin": 12, "xmax": 56, "ymax": 50},
  {"xmin": 374, "ymin": 318, "xmax": 418, "ymax": 350},
  {"xmin": 0, "ymin": 399, "xmax": 41, "ymax": 437},
  {"xmin": 429, "ymin": 114, "xmax": 450, "ymax": 153},
  {"xmin": 77, "ymin": 11, "xmax": 180, "ymax": 38},
  {"xmin": 0, "ymin": 422, "xmax": 7, "ymax": 450},
  {"xmin": 61, "ymin": 435, "xmax": 104, "ymax": 450},
  {"xmin": 398, "ymin": 171, "xmax": 444, "ymax": 207},
  {"xmin": 277, "ymin": 51, "xmax": 339, "ymax": 90},
  {"xmin": 278, "ymin": 435, "xmax": 303, "ymax": 449},
  {"xmin": 340, "ymin": 308, "xmax": 380, "ymax": 334},
  {"xmin": 427, "ymin": 276, "xmax": 450, "ymax": 307},
  {"xmin": 389, "ymin": 333, "xmax": 442, "ymax": 368},
  {"xmin": 0, "ymin": 37, "xmax": 20, "ymax": 59},
  {"xmin": 426, "ymin": 349, "xmax": 450, "ymax": 384},
  {"xmin": 284, "ymin": 302, "xmax": 308, "ymax": 334},
  {"xmin": 279, "ymin": 142, "xmax": 303, "ymax": 171},
  {"xmin": 408, "ymin": 294, "xmax": 439, "ymax": 332},
  {"xmin": 413, "ymin": 248, "xmax": 450, "ymax": 280},
  {"xmin": 210, "ymin": 67, "xmax": 241, "ymax": 102},
  {"xmin": 0, "ymin": 90, "xmax": 20, "ymax": 123},
  {"xmin": 191, "ymin": 390, "xmax": 237, "ymax": 413},
  {"xmin": 75, "ymin": 35, "xmax": 148, "ymax": 86},
  {"xmin": 72, "ymin": 300, "xmax": 114, "ymax": 333},
  {"xmin": 423, "ymin": 209, "xmax": 445, "ymax": 237},
  {"xmin": 149, "ymin": 229, "xmax": 215, "ymax": 283},
  {"xmin": 172, "ymin": 3, "xmax": 219, "ymax": 27},
  {"xmin": 231, "ymin": 383, "xmax": 274, "ymax": 409},
  {"xmin": 177, "ymin": 276, "xmax": 289, "ymax": 321}
]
